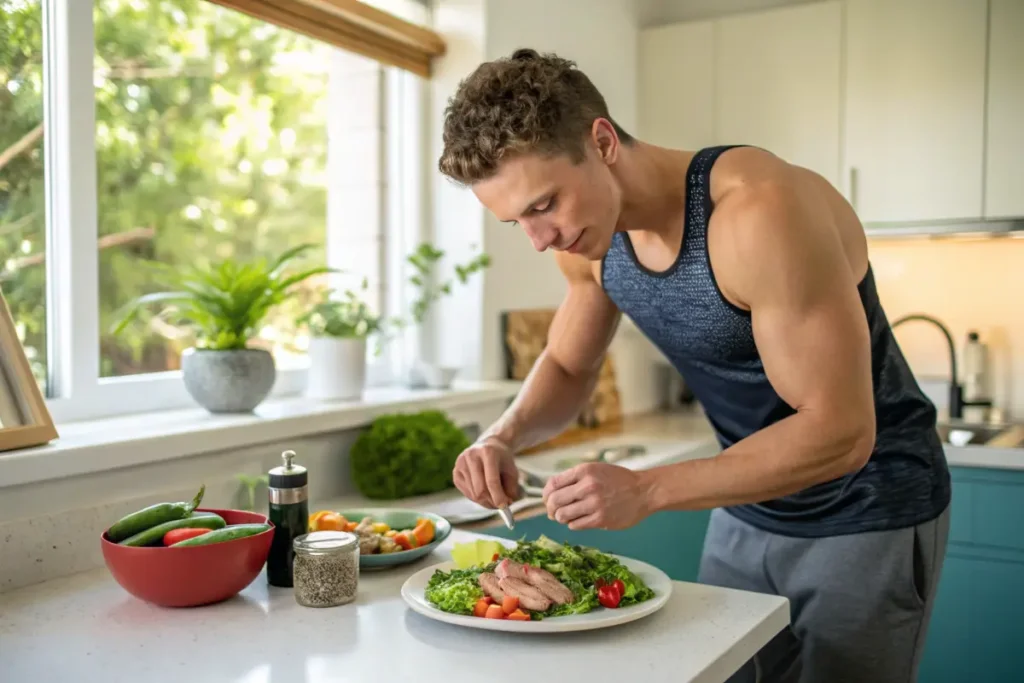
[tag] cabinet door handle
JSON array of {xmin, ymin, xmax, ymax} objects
[{"xmin": 848, "ymin": 166, "xmax": 858, "ymax": 211}]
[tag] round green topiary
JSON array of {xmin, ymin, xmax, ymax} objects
[{"xmin": 349, "ymin": 410, "xmax": 471, "ymax": 500}]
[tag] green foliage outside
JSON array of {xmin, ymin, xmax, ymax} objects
[{"xmin": 0, "ymin": 0, "xmax": 331, "ymax": 386}]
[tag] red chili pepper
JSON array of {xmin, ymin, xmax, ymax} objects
[
  {"xmin": 163, "ymin": 527, "xmax": 212, "ymax": 546},
  {"xmin": 492, "ymin": 553, "xmax": 499, "ymax": 562},
  {"xmin": 597, "ymin": 584, "xmax": 621, "ymax": 609}
]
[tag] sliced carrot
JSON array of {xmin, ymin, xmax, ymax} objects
[
  {"xmin": 412, "ymin": 518, "xmax": 435, "ymax": 546},
  {"xmin": 506, "ymin": 609, "xmax": 531, "ymax": 621},
  {"xmin": 484, "ymin": 604, "xmax": 505, "ymax": 619},
  {"xmin": 394, "ymin": 532, "xmax": 417, "ymax": 550},
  {"xmin": 501, "ymin": 595, "xmax": 520, "ymax": 615},
  {"xmin": 473, "ymin": 599, "xmax": 490, "ymax": 618}
]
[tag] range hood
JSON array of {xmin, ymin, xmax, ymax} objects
[{"xmin": 864, "ymin": 217, "xmax": 1024, "ymax": 239}]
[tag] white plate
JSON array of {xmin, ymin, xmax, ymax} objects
[{"xmin": 400, "ymin": 555, "xmax": 673, "ymax": 633}]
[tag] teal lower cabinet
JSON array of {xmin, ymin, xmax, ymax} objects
[
  {"xmin": 918, "ymin": 465, "xmax": 1024, "ymax": 683},
  {"xmin": 484, "ymin": 509, "xmax": 712, "ymax": 582}
]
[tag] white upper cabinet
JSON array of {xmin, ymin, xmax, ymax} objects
[
  {"xmin": 843, "ymin": 0, "xmax": 988, "ymax": 224},
  {"xmin": 715, "ymin": 1, "xmax": 842, "ymax": 189},
  {"xmin": 638, "ymin": 20, "xmax": 716, "ymax": 151},
  {"xmin": 985, "ymin": 0, "xmax": 1024, "ymax": 219}
]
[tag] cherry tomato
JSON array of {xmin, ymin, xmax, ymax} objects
[
  {"xmin": 612, "ymin": 579, "xmax": 626, "ymax": 597},
  {"xmin": 597, "ymin": 584, "xmax": 622, "ymax": 609}
]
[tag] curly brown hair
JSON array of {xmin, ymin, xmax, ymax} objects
[{"xmin": 438, "ymin": 48, "xmax": 633, "ymax": 185}]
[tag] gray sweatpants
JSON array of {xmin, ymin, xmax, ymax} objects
[{"xmin": 698, "ymin": 505, "xmax": 951, "ymax": 683}]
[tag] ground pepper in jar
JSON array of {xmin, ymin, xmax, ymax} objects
[{"xmin": 292, "ymin": 530, "xmax": 360, "ymax": 608}]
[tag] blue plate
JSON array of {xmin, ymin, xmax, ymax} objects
[{"xmin": 335, "ymin": 508, "xmax": 452, "ymax": 570}]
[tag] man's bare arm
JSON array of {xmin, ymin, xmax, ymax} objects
[
  {"xmin": 482, "ymin": 253, "xmax": 621, "ymax": 452},
  {"xmin": 644, "ymin": 178, "xmax": 876, "ymax": 511}
]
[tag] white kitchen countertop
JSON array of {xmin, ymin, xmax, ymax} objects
[
  {"xmin": 0, "ymin": 529, "xmax": 790, "ymax": 683},
  {"xmin": 944, "ymin": 444, "xmax": 1024, "ymax": 471}
]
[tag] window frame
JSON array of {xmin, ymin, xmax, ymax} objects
[{"xmin": 39, "ymin": 0, "xmax": 424, "ymax": 425}]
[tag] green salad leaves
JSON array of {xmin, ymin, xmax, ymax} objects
[{"xmin": 425, "ymin": 536, "xmax": 655, "ymax": 620}]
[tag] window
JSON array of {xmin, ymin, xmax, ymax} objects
[
  {"xmin": 0, "ymin": 0, "xmax": 48, "ymax": 394},
  {"xmin": 93, "ymin": 0, "xmax": 331, "ymax": 378},
  {"xmin": 2, "ymin": 0, "xmax": 433, "ymax": 425}
]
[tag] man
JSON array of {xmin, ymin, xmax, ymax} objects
[{"xmin": 441, "ymin": 48, "xmax": 950, "ymax": 683}]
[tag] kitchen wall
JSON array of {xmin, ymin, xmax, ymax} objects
[
  {"xmin": 429, "ymin": 0, "xmax": 666, "ymax": 417},
  {"xmin": 870, "ymin": 236, "xmax": 1024, "ymax": 420}
]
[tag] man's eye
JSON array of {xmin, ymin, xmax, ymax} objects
[{"xmin": 532, "ymin": 198, "xmax": 555, "ymax": 214}]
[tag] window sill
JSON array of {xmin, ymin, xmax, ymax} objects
[{"xmin": 1, "ymin": 380, "xmax": 521, "ymax": 487}]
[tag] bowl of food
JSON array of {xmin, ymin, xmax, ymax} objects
[
  {"xmin": 308, "ymin": 507, "xmax": 451, "ymax": 569},
  {"xmin": 100, "ymin": 485, "xmax": 274, "ymax": 607}
]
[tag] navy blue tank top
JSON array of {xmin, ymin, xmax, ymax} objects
[{"xmin": 601, "ymin": 145, "xmax": 951, "ymax": 537}]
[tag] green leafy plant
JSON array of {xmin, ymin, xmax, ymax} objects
[
  {"xmin": 111, "ymin": 244, "xmax": 333, "ymax": 351},
  {"xmin": 349, "ymin": 409, "xmax": 471, "ymax": 500},
  {"xmin": 296, "ymin": 279, "xmax": 382, "ymax": 340},
  {"xmin": 235, "ymin": 473, "xmax": 270, "ymax": 512},
  {"xmin": 406, "ymin": 243, "xmax": 491, "ymax": 325}
]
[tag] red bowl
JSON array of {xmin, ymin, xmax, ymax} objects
[{"xmin": 101, "ymin": 508, "xmax": 275, "ymax": 608}]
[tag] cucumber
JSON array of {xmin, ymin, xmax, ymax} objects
[
  {"xmin": 169, "ymin": 523, "xmax": 271, "ymax": 547},
  {"xmin": 119, "ymin": 512, "xmax": 226, "ymax": 547},
  {"xmin": 107, "ymin": 484, "xmax": 206, "ymax": 542}
]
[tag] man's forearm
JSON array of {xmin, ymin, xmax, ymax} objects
[
  {"xmin": 643, "ymin": 410, "xmax": 874, "ymax": 512},
  {"xmin": 481, "ymin": 349, "xmax": 600, "ymax": 453}
]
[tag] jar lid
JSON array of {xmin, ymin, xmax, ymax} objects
[
  {"xmin": 269, "ymin": 449, "xmax": 308, "ymax": 488},
  {"xmin": 294, "ymin": 531, "xmax": 358, "ymax": 553}
]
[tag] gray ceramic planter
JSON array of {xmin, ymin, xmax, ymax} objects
[{"xmin": 180, "ymin": 348, "xmax": 276, "ymax": 413}]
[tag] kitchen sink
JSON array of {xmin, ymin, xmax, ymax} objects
[{"xmin": 936, "ymin": 421, "xmax": 1024, "ymax": 448}]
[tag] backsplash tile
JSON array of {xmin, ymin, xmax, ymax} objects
[{"xmin": 870, "ymin": 236, "xmax": 1024, "ymax": 419}]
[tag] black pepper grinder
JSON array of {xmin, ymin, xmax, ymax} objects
[{"xmin": 267, "ymin": 449, "xmax": 309, "ymax": 587}]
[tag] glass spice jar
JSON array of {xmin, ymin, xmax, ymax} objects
[{"xmin": 292, "ymin": 530, "xmax": 360, "ymax": 608}]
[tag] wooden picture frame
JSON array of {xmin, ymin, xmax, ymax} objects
[{"xmin": 0, "ymin": 287, "xmax": 58, "ymax": 453}]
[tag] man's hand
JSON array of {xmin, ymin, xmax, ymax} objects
[
  {"xmin": 453, "ymin": 436, "xmax": 520, "ymax": 509},
  {"xmin": 542, "ymin": 462, "xmax": 653, "ymax": 531}
]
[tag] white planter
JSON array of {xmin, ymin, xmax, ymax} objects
[{"xmin": 305, "ymin": 336, "xmax": 367, "ymax": 401}]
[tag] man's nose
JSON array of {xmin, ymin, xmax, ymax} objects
[{"xmin": 524, "ymin": 222, "xmax": 558, "ymax": 252}]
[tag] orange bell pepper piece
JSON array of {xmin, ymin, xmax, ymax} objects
[
  {"xmin": 394, "ymin": 531, "xmax": 418, "ymax": 551},
  {"xmin": 412, "ymin": 518, "xmax": 435, "ymax": 546},
  {"xmin": 309, "ymin": 511, "xmax": 347, "ymax": 532}
]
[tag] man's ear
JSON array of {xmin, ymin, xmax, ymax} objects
[{"xmin": 591, "ymin": 118, "xmax": 619, "ymax": 165}]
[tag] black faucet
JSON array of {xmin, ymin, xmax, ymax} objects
[{"xmin": 890, "ymin": 313, "xmax": 991, "ymax": 421}]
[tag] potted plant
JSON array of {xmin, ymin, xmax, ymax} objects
[
  {"xmin": 296, "ymin": 279, "xmax": 383, "ymax": 401},
  {"xmin": 112, "ymin": 244, "xmax": 331, "ymax": 413},
  {"xmin": 403, "ymin": 242, "xmax": 490, "ymax": 389}
]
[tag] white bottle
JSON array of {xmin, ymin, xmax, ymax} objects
[{"xmin": 961, "ymin": 330, "xmax": 990, "ymax": 424}]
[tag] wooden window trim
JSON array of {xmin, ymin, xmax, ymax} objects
[{"xmin": 206, "ymin": 0, "xmax": 446, "ymax": 77}]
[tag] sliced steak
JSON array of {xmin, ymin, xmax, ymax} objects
[
  {"xmin": 527, "ymin": 571, "xmax": 575, "ymax": 605},
  {"xmin": 477, "ymin": 572, "xmax": 505, "ymax": 602},
  {"xmin": 497, "ymin": 559, "xmax": 574, "ymax": 605},
  {"xmin": 497, "ymin": 576, "xmax": 552, "ymax": 612},
  {"xmin": 495, "ymin": 558, "xmax": 528, "ymax": 581}
]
